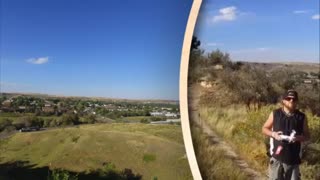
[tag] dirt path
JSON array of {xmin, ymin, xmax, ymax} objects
[{"xmin": 188, "ymin": 84, "xmax": 266, "ymax": 180}]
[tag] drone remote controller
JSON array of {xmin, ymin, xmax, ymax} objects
[{"xmin": 279, "ymin": 130, "xmax": 296, "ymax": 142}]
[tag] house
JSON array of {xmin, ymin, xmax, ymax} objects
[
  {"xmin": 303, "ymin": 79, "xmax": 313, "ymax": 84},
  {"xmin": 83, "ymin": 107, "xmax": 92, "ymax": 113},
  {"xmin": 45, "ymin": 104, "xmax": 52, "ymax": 107},
  {"xmin": 42, "ymin": 106, "xmax": 55, "ymax": 113},
  {"xmin": 150, "ymin": 112, "xmax": 165, "ymax": 116},
  {"xmin": 17, "ymin": 106, "xmax": 27, "ymax": 113},
  {"xmin": 30, "ymin": 101, "xmax": 37, "ymax": 105},
  {"xmin": 1, "ymin": 99, "xmax": 13, "ymax": 107},
  {"xmin": 104, "ymin": 104, "xmax": 117, "ymax": 111},
  {"xmin": 166, "ymin": 119, "xmax": 181, "ymax": 123},
  {"xmin": 165, "ymin": 112, "xmax": 178, "ymax": 118},
  {"xmin": 0, "ymin": 99, "xmax": 14, "ymax": 112},
  {"xmin": 161, "ymin": 107, "xmax": 172, "ymax": 111},
  {"xmin": 44, "ymin": 100, "xmax": 54, "ymax": 106}
]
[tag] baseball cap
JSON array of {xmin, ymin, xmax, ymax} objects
[{"xmin": 283, "ymin": 89, "xmax": 298, "ymax": 100}]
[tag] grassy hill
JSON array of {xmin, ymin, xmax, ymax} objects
[{"xmin": 0, "ymin": 123, "xmax": 192, "ymax": 180}]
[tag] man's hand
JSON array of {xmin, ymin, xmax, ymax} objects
[{"xmin": 272, "ymin": 131, "xmax": 283, "ymax": 141}]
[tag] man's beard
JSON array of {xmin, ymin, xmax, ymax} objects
[{"xmin": 284, "ymin": 102, "xmax": 296, "ymax": 111}]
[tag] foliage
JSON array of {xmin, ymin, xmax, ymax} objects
[
  {"xmin": 0, "ymin": 119, "xmax": 12, "ymax": 132},
  {"xmin": 143, "ymin": 153, "xmax": 156, "ymax": 163},
  {"xmin": 140, "ymin": 118, "xmax": 150, "ymax": 124},
  {"xmin": 47, "ymin": 169, "xmax": 78, "ymax": 180},
  {"xmin": 60, "ymin": 114, "xmax": 80, "ymax": 126},
  {"xmin": 82, "ymin": 114, "xmax": 96, "ymax": 124},
  {"xmin": 191, "ymin": 36, "xmax": 201, "ymax": 50}
]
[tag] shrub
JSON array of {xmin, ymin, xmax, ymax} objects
[
  {"xmin": 143, "ymin": 153, "xmax": 156, "ymax": 163},
  {"xmin": 0, "ymin": 118, "xmax": 12, "ymax": 132},
  {"xmin": 140, "ymin": 118, "xmax": 150, "ymax": 124},
  {"xmin": 82, "ymin": 114, "xmax": 96, "ymax": 124},
  {"xmin": 71, "ymin": 136, "xmax": 80, "ymax": 143},
  {"xmin": 47, "ymin": 169, "xmax": 78, "ymax": 180}
]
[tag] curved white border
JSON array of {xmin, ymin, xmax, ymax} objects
[{"xmin": 180, "ymin": 0, "xmax": 202, "ymax": 179}]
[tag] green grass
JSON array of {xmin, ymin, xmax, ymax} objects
[
  {"xmin": 0, "ymin": 123, "xmax": 192, "ymax": 180},
  {"xmin": 0, "ymin": 113, "xmax": 59, "ymax": 123},
  {"xmin": 118, "ymin": 116, "xmax": 150, "ymax": 121},
  {"xmin": 143, "ymin": 153, "xmax": 156, "ymax": 163},
  {"xmin": 199, "ymin": 104, "xmax": 320, "ymax": 179}
]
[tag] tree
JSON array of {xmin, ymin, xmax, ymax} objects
[
  {"xmin": 0, "ymin": 119, "xmax": 12, "ymax": 132},
  {"xmin": 60, "ymin": 113, "xmax": 79, "ymax": 126},
  {"xmin": 83, "ymin": 114, "xmax": 96, "ymax": 124},
  {"xmin": 191, "ymin": 36, "xmax": 201, "ymax": 50}
]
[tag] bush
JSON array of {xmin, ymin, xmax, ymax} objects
[
  {"xmin": 11, "ymin": 116, "xmax": 41, "ymax": 129},
  {"xmin": 150, "ymin": 116, "xmax": 166, "ymax": 122},
  {"xmin": 140, "ymin": 118, "xmax": 150, "ymax": 124},
  {"xmin": 98, "ymin": 162, "xmax": 142, "ymax": 179},
  {"xmin": 47, "ymin": 169, "xmax": 78, "ymax": 180},
  {"xmin": 60, "ymin": 114, "xmax": 79, "ymax": 126},
  {"xmin": 0, "ymin": 118, "xmax": 12, "ymax": 132},
  {"xmin": 82, "ymin": 114, "xmax": 96, "ymax": 124},
  {"xmin": 143, "ymin": 153, "xmax": 156, "ymax": 163},
  {"xmin": 71, "ymin": 136, "xmax": 80, "ymax": 143},
  {"xmin": 2, "ymin": 125, "xmax": 16, "ymax": 133}
]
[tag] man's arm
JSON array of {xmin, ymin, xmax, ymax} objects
[{"xmin": 262, "ymin": 112, "xmax": 282, "ymax": 140}]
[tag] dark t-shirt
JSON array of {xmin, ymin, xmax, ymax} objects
[{"xmin": 270, "ymin": 108, "xmax": 305, "ymax": 165}]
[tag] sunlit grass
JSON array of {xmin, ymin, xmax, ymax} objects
[{"xmin": 0, "ymin": 123, "xmax": 192, "ymax": 180}]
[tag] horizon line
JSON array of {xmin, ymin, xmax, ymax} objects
[{"xmin": 0, "ymin": 91, "xmax": 179, "ymax": 102}]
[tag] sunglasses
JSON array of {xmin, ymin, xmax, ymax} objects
[{"xmin": 284, "ymin": 97, "xmax": 297, "ymax": 102}]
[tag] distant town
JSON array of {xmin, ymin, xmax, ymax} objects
[{"xmin": 0, "ymin": 93, "xmax": 181, "ymax": 135}]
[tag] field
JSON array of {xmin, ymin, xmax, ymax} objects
[{"xmin": 0, "ymin": 123, "xmax": 192, "ymax": 180}]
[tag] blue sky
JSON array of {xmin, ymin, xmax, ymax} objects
[
  {"xmin": 0, "ymin": 0, "xmax": 192, "ymax": 100},
  {"xmin": 195, "ymin": 0, "xmax": 319, "ymax": 63}
]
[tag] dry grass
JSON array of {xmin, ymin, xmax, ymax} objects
[{"xmin": 191, "ymin": 125, "xmax": 249, "ymax": 180}]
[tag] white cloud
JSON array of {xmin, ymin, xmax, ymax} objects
[
  {"xmin": 26, "ymin": 57, "xmax": 49, "ymax": 64},
  {"xmin": 257, "ymin": 47, "xmax": 269, "ymax": 51},
  {"xmin": 213, "ymin": 6, "xmax": 238, "ymax": 23},
  {"xmin": 206, "ymin": 42, "xmax": 223, "ymax": 46},
  {"xmin": 231, "ymin": 47, "xmax": 270, "ymax": 54},
  {"xmin": 293, "ymin": 10, "xmax": 309, "ymax": 14},
  {"xmin": 312, "ymin": 14, "xmax": 320, "ymax": 20}
]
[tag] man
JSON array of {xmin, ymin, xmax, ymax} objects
[{"xmin": 262, "ymin": 90, "xmax": 310, "ymax": 180}]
